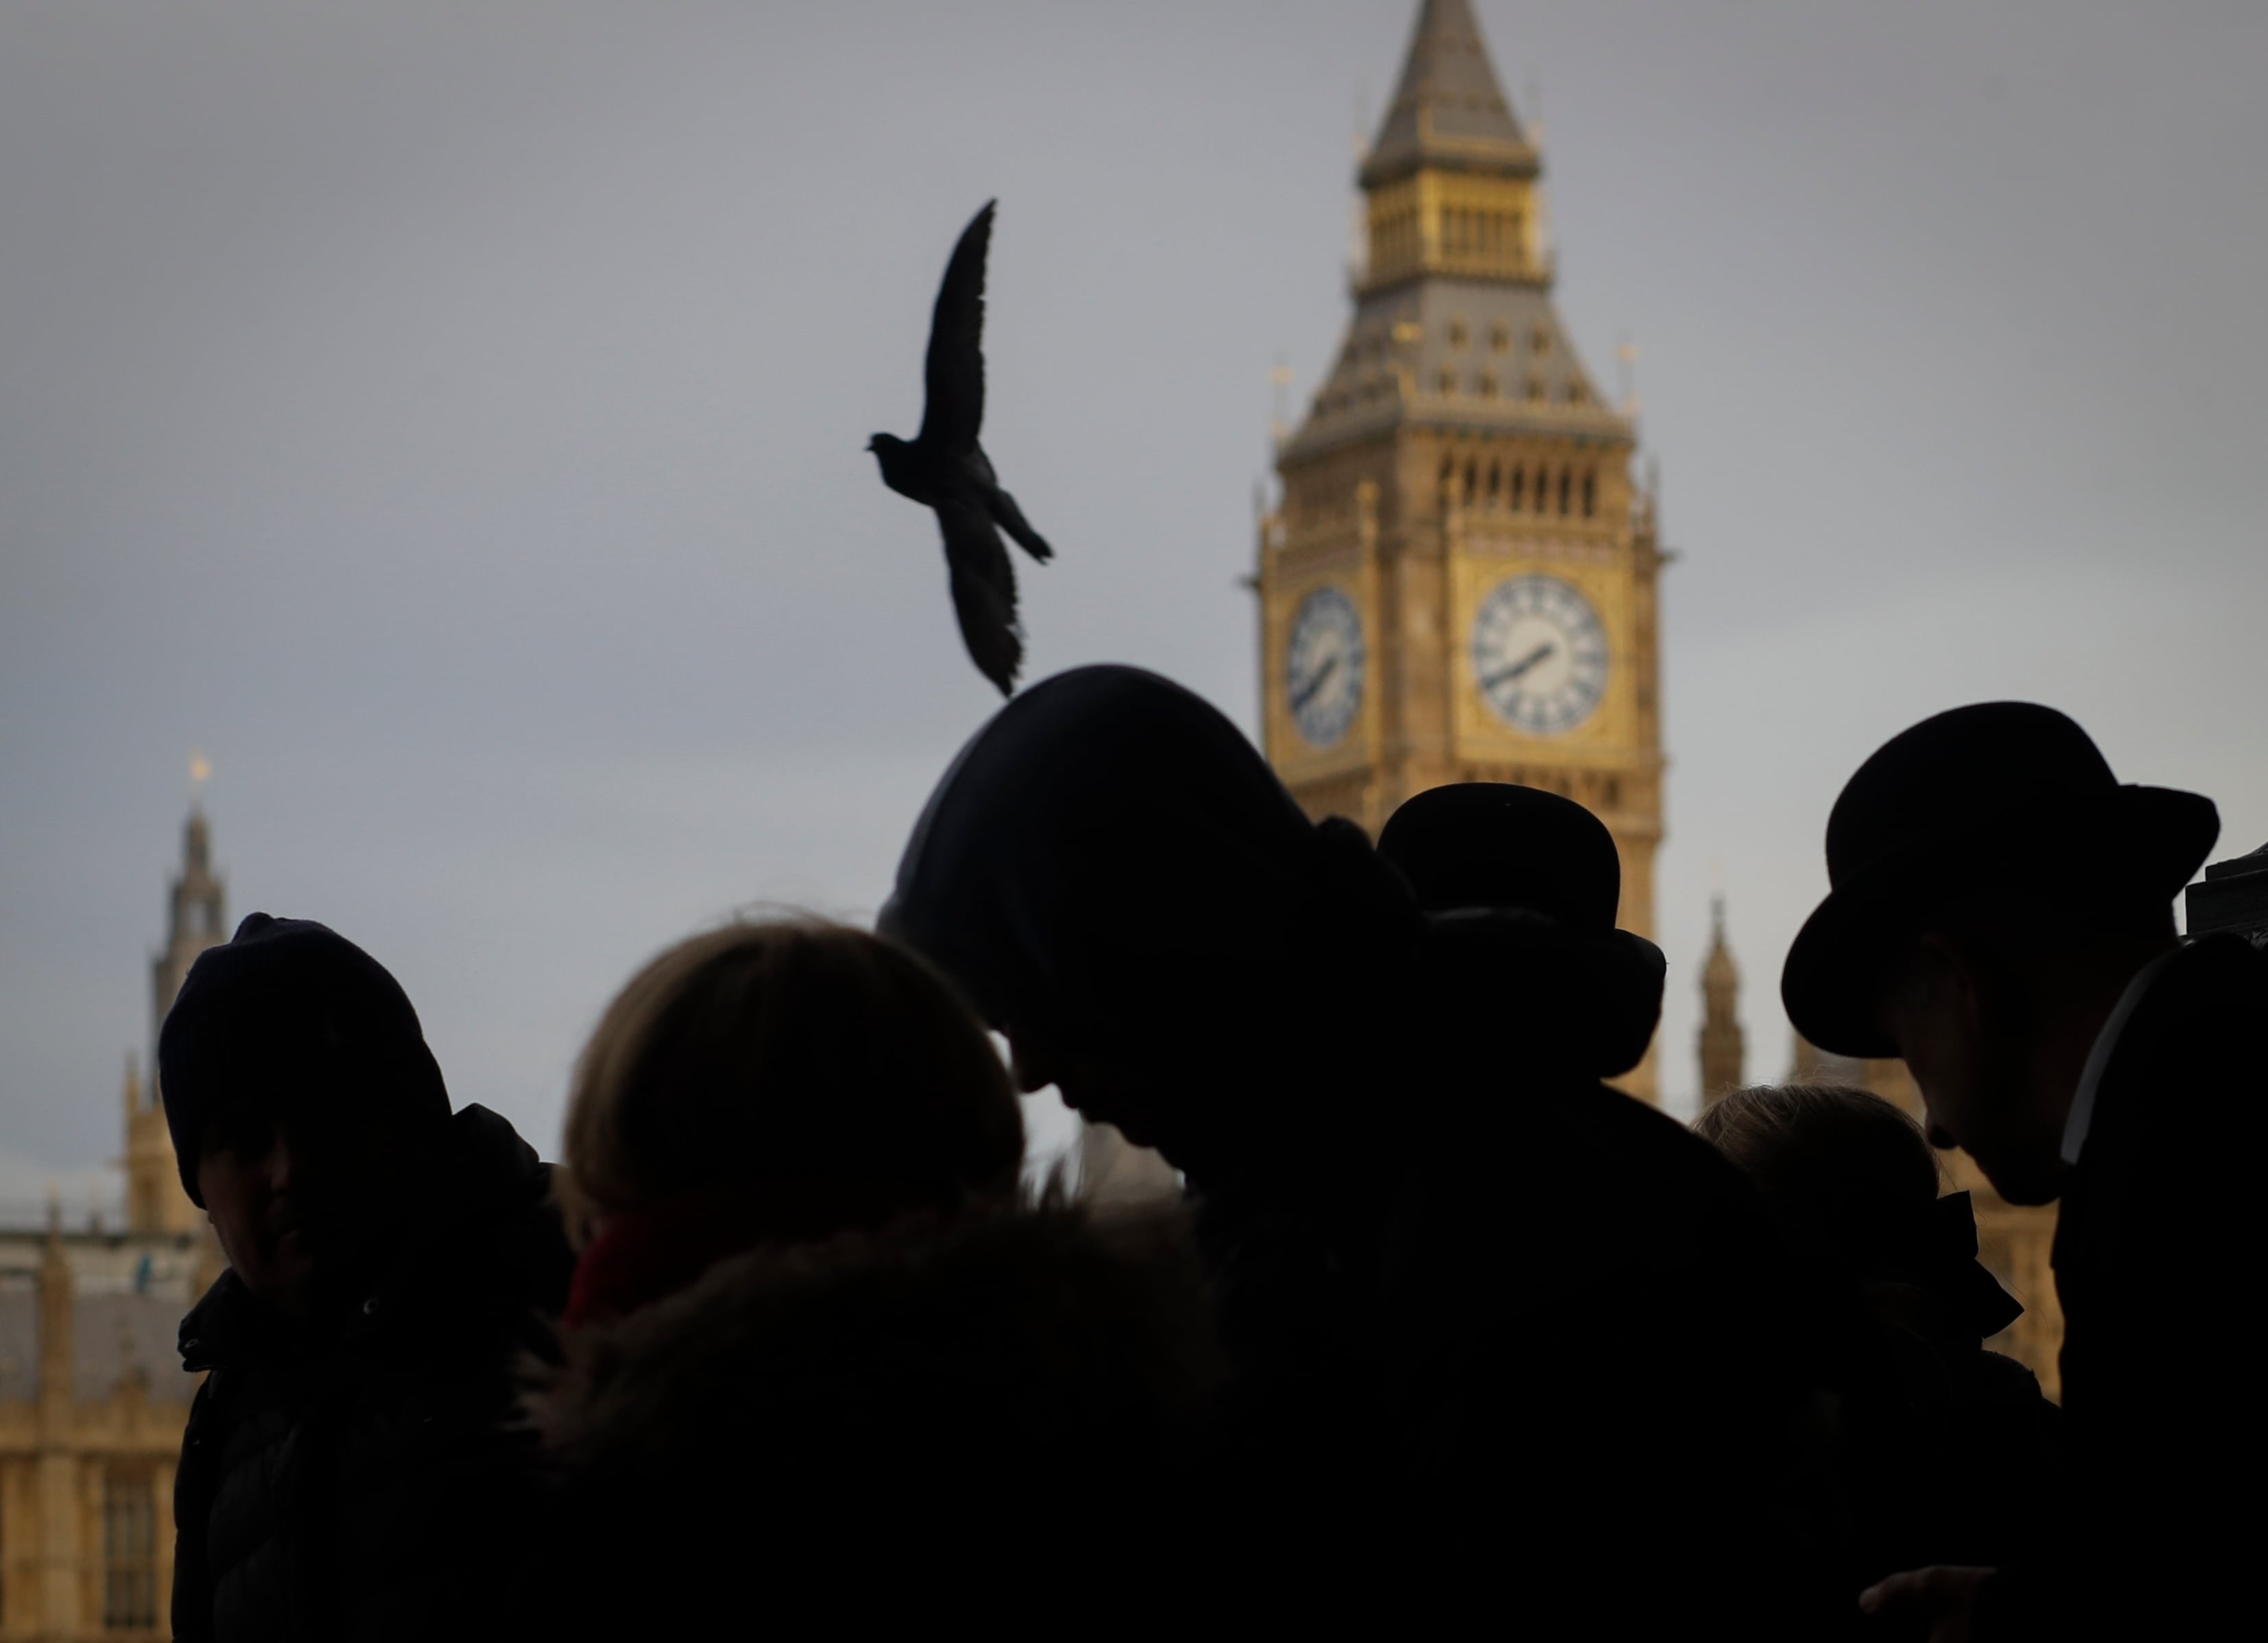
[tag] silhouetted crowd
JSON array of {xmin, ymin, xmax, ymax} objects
[{"xmin": 152, "ymin": 675, "xmax": 2262, "ymax": 1640}]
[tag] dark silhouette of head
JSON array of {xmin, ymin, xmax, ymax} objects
[
  {"xmin": 866, "ymin": 433, "xmax": 915, "ymax": 488},
  {"xmin": 157, "ymin": 914, "xmax": 453, "ymax": 1318},
  {"xmin": 558, "ymin": 918, "xmax": 1023, "ymax": 1260},
  {"xmin": 1378, "ymin": 782, "xmax": 1664, "ymax": 1079},
  {"xmin": 882, "ymin": 665, "xmax": 1419, "ymax": 1183},
  {"xmin": 1783, "ymin": 703, "xmax": 2211, "ymax": 1203},
  {"xmin": 1695, "ymin": 1083, "xmax": 2020, "ymax": 1342}
]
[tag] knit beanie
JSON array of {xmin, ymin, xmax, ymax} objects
[{"xmin": 156, "ymin": 913, "xmax": 451, "ymax": 1206}]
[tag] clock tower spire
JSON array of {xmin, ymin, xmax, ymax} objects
[{"xmin": 1258, "ymin": 0, "xmax": 1667, "ymax": 1096}]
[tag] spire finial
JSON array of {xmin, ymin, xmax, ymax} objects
[
  {"xmin": 1362, "ymin": 0, "xmax": 1536, "ymax": 189},
  {"xmin": 189, "ymin": 749, "xmax": 211, "ymax": 804}
]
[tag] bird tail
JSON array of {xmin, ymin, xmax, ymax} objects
[{"xmin": 948, "ymin": 560, "xmax": 1023, "ymax": 698}]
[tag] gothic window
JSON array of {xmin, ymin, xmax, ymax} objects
[
  {"xmin": 1447, "ymin": 319, "xmax": 1468, "ymax": 348},
  {"xmin": 1581, "ymin": 470, "xmax": 1598, "ymax": 517},
  {"xmin": 1490, "ymin": 324, "xmax": 1509, "ymax": 352},
  {"xmin": 1557, "ymin": 467, "xmax": 1573, "ymax": 516},
  {"xmin": 103, "ymin": 1467, "xmax": 158, "ymax": 1630},
  {"xmin": 1485, "ymin": 461, "xmax": 1501, "ymax": 503},
  {"xmin": 1568, "ymin": 380, "xmax": 1588, "ymax": 405},
  {"xmin": 1509, "ymin": 466, "xmax": 1526, "ymax": 509},
  {"xmin": 1464, "ymin": 459, "xmax": 1479, "ymax": 504},
  {"xmin": 1437, "ymin": 370, "xmax": 1457, "ymax": 395},
  {"xmin": 1478, "ymin": 372, "xmax": 1499, "ymax": 399},
  {"xmin": 1526, "ymin": 376, "xmax": 1545, "ymax": 403},
  {"xmin": 1531, "ymin": 327, "xmax": 1552, "ymax": 356},
  {"xmin": 1508, "ymin": 212, "xmax": 1525, "ymax": 257}
]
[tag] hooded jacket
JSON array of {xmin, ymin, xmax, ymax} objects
[
  {"xmin": 521, "ymin": 1199, "xmax": 1221, "ymax": 1633},
  {"xmin": 171, "ymin": 1104, "xmax": 572, "ymax": 1643}
]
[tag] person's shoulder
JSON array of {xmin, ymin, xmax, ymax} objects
[
  {"xmin": 2127, "ymin": 935, "xmax": 2265, "ymax": 1056},
  {"xmin": 527, "ymin": 1199, "xmax": 1222, "ymax": 1472},
  {"xmin": 2100, "ymin": 935, "xmax": 2267, "ymax": 1136}
]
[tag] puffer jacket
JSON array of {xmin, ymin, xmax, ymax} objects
[
  {"xmin": 171, "ymin": 1104, "xmax": 573, "ymax": 1643},
  {"xmin": 521, "ymin": 1198, "xmax": 1221, "ymax": 1634}
]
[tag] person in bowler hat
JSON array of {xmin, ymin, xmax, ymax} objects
[
  {"xmin": 1781, "ymin": 704, "xmax": 2263, "ymax": 1640},
  {"xmin": 1376, "ymin": 784, "xmax": 1834, "ymax": 1635}
]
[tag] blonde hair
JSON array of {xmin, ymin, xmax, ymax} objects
[
  {"xmin": 558, "ymin": 919, "xmax": 1023, "ymax": 1247},
  {"xmin": 1693, "ymin": 1083, "xmax": 1943, "ymax": 1275}
]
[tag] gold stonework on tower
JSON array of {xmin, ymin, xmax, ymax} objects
[{"xmin": 1259, "ymin": 0, "xmax": 1666, "ymax": 1098}]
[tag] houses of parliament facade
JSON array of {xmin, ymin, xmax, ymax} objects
[
  {"xmin": 1, "ymin": 809, "xmax": 219, "ymax": 1639},
  {"xmin": 2, "ymin": 5, "xmax": 2060, "ymax": 1635}
]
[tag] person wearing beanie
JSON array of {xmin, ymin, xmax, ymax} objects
[
  {"xmin": 160, "ymin": 914, "xmax": 572, "ymax": 1643},
  {"xmin": 1778, "ymin": 705, "xmax": 2263, "ymax": 1640},
  {"xmin": 1372, "ymin": 784, "xmax": 1834, "ymax": 1635}
]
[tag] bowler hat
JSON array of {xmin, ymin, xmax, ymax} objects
[
  {"xmin": 1379, "ymin": 782, "xmax": 1625, "ymax": 930},
  {"xmin": 1380, "ymin": 783, "xmax": 1667, "ymax": 1075},
  {"xmin": 1782, "ymin": 703, "xmax": 2217, "ymax": 1058}
]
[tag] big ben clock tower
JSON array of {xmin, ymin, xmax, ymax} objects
[{"xmin": 1259, "ymin": 0, "xmax": 1666, "ymax": 1097}]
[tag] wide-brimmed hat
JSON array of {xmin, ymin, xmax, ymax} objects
[{"xmin": 1782, "ymin": 702, "xmax": 2217, "ymax": 1058}]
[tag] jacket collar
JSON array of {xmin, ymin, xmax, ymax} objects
[
  {"xmin": 177, "ymin": 1103, "xmax": 547, "ymax": 1373},
  {"xmin": 2062, "ymin": 934, "xmax": 2258, "ymax": 1167}
]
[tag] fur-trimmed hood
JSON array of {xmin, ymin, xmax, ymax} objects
[{"xmin": 521, "ymin": 1199, "xmax": 1221, "ymax": 1626}]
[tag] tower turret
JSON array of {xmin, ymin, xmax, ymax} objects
[
  {"xmin": 152, "ymin": 805, "xmax": 226, "ymax": 1063},
  {"xmin": 1358, "ymin": 0, "xmax": 1548, "ymax": 292},
  {"xmin": 134, "ymin": 796, "xmax": 225, "ymax": 1233},
  {"xmin": 1697, "ymin": 896, "xmax": 1744, "ymax": 1110}
]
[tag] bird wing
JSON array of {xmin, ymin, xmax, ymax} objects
[
  {"xmin": 918, "ymin": 201, "xmax": 994, "ymax": 457},
  {"xmin": 936, "ymin": 498, "xmax": 1022, "ymax": 696}
]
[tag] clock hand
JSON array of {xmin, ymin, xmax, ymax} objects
[
  {"xmin": 1481, "ymin": 641, "xmax": 1555, "ymax": 693},
  {"xmin": 1290, "ymin": 653, "xmax": 1339, "ymax": 715}
]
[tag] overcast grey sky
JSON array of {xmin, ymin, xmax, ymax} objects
[{"xmin": 3, "ymin": 0, "xmax": 2263, "ymax": 1210}]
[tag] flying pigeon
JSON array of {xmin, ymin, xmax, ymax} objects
[{"xmin": 868, "ymin": 200, "xmax": 1053, "ymax": 696}]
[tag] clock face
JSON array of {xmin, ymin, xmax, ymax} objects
[
  {"xmin": 1471, "ymin": 573, "xmax": 1609, "ymax": 735},
  {"xmin": 1285, "ymin": 585, "xmax": 1365, "ymax": 749}
]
